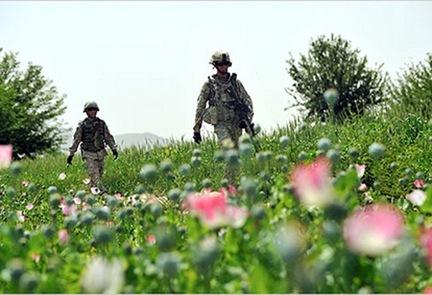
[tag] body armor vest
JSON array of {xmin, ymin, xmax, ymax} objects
[
  {"xmin": 208, "ymin": 74, "xmax": 239, "ymax": 123},
  {"xmin": 80, "ymin": 118, "xmax": 105, "ymax": 152}
]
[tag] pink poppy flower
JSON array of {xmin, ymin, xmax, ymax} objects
[
  {"xmin": 146, "ymin": 234, "xmax": 156, "ymax": 245},
  {"xmin": 73, "ymin": 197, "xmax": 82, "ymax": 205},
  {"xmin": 58, "ymin": 172, "xmax": 67, "ymax": 180},
  {"xmin": 16, "ymin": 211, "xmax": 25, "ymax": 222},
  {"xmin": 355, "ymin": 164, "xmax": 366, "ymax": 179},
  {"xmin": 358, "ymin": 183, "xmax": 368, "ymax": 192},
  {"xmin": 0, "ymin": 145, "xmax": 13, "ymax": 169},
  {"xmin": 424, "ymin": 286, "xmax": 432, "ymax": 294},
  {"xmin": 414, "ymin": 179, "xmax": 425, "ymax": 189},
  {"xmin": 420, "ymin": 227, "xmax": 432, "ymax": 268},
  {"xmin": 58, "ymin": 229, "xmax": 69, "ymax": 245},
  {"xmin": 406, "ymin": 190, "xmax": 427, "ymax": 206},
  {"xmin": 290, "ymin": 157, "xmax": 334, "ymax": 208},
  {"xmin": 343, "ymin": 204, "xmax": 404, "ymax": 256},
  {"xmin": 183, "ymin": 190, "xmax": 248, "ymax": 229},
  {"xmin": 26, "ymin": 203, "xmax": 34, "ymax": 210},
  {"xmin": 31, "ymin": 252, "xmax": 41, "ymax": 263}
]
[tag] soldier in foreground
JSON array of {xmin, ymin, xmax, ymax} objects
[
  {"xmin": 193, "ymin": 51, "xmax": 255, "ymax": 148},
  {"xmin": 67, "ymin": 102, "xmax": 118, "ymax": 194}
]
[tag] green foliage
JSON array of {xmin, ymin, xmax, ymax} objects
[
  {"xmin": 286, "ymin": 34, "xmax": 388, "ymax": 121},
  {"xmin": 0, "ymin": 48, "xmax": 67, "ymax": 157},
  {"xmin": 390, "ymin": 53, "xmax": 432, "ymax": 118}
]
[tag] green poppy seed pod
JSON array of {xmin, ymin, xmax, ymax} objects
[
  {"xmin": 254, "ymin": 124, "xmax": 261, "ymax": 134},
  {"xmin": 47, "ymin": 186, "xmax": 57, "ymax": 195},
  {"xmin": 106, "ymin": 195, "xmax": 119, "ymax": 207},
  {"xmin": 239, "ymin": 143, "xmax": 253, "ymax": 157},
  {"xmin": 240, "ymin": 176, "xmax": 258, "ymax": 198},
  {"xmin": 326, "ymin": 149, "xmax": 340, "ymax": 163},
  {"xmin": 75, "ymin": 190, "xmax": 86, "ymax": 199},
  {"xmin": 251, "ymin": 204, "xmax": 266, "ymax": 221},
  {"xmin": 275, "ymin": 154, "xmax": 288, "ymax": 165},
  {"xmin": 156, "ymin": 252, "xmax": 181, "ymax": 279},
  {"xmin": 239, "ymin": 133, "xmax": 252, "ymax": 144},
  {"xmin": 317, "ymin": 138, "xmax": 332, "ymax": 152},
  {"xmin": 64, "ymin": 215, "xmax": 78, "ymax": 230},
  {"xmin": 324, "ymin": 203, "xmax": 347, "ymax": 222},
  {"xmin": 19, "ymin": 273, "xmax": 38, "ymax": 292},
  {"xmin": 5, "ymin": 186, "xmax": 16, "ymax": 198},
  {"xmin": 86, "ymin": 194, "xmax": 96, "ymax": 205},
  {"xmin": 389, "ymin": 162, "xmax": 398, "ymax": 170},
  {"xmin": 399, "ymin": 177, "xmax": 409, "ymax": 186},
  {"xmin": 368, "ymin": 143, "xmax": 385, "ymax": 159},
  {"xmin": 192, "ymin": 148, "xmax": 202, "ymax": 157},
  {"xmin": 178, "ymin": 163, "xmax": 191, "ymax": 176},
  {"xmin": 348, "ymin": 147, "xmax": 360, "ymax": 159},
  {"xmin": 190, "ymin": 156, "xmax": 201, "ymax": 168},
  {"xmin": 80, "ymin": 212, "xmax": 95, "ymax": 226},
  {"xmin": 259, "ymin": 171, "xmax": 271, "ymax": 182},
  {"xmin": 159, "ymin": 159, "xmax": 173, "ymax": 173},
  {"xmin": 298, "ymin": 151, "xmax": 307, "ymax": 161},
  {"xmin": 65, "ymin": 196, "xmax": 74, "ymax": 206},
  {"xmin": 323, "ymin": 88, "xmax": 339, "ymax": 106},
  {"xmin": 256, "ymin": 151, "xmax": 267, "ymax": 165},
  {"xmin": 202, "ymin": 178, "xmax": 212, "ymax": 189},
  {"xmin": 9, "ymin": 162, "xmax": 23, "ymax": 176},
  {"xmin": 168, "ymin": 188, "xmax": 181, "ymax": 202},
  {"xmin": 49, "ymin": 193, "xmax": 61, "ymax": 207},
  {"xmin": 404, "ymin": 168, "xmax": 413, "ymax": 176},
  {"xmin": 150, "ymin": 203, "xmax": 163, "ymax": 217},
  {"xmin": 8, "ymin": 259, "xmax": 25, "ymax": 282},
  {"xmin": 140, "ymin": 164, "xmax": 158, "ymax": 181},
  {"xmin": 279, "ymin": 136, "xmax": 289, "ymax": 148},
  {"xmin": 220, "ymin": 178, "xmax": 229, "ymax": 188},
  {"xmin": 94, "ymin": 207, "xmax": 111, "ymax": 220},
  {"xmin": 213, "ymin": 150, "xmax": 225, "ymax": 163},
  {"xmin": 415, "ymin": 171, "xmax": 425, "ymax": 180},
  {"xmin": 323, "ymin": 220, "xmax": 340, "ymax": 242},
  {"xmin": 225, "ymin": 149, "xmax": 240, "ymax": 166},
  {"xmin": 92, "ymin": 225, "xmax": 114, "ymax": 245},
  {"xmin": 41, "ymin": 224, "xmax": 56, "ymax": 238},
  {"xmin": 27, "ymin": 183, "xmax": 37, "ymax": 194},
  {"xmin": 184, "ymin": 182, "xmax": 196, "ymax": 193},
  {"xmin": 194, "ymin": 236, "xmax": 220, "ymax": 274}
]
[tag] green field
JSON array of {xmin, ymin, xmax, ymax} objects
[{"xmin": 1, "ymin": 109, "xmax": 432, "ymax": 293}]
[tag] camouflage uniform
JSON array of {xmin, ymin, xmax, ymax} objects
[
  {"xmin": 193, "ymin": 52, "xmax": 254, "ymax": 148},
  {"xmin": 69, "ymin": 102, "xmax": 117, "ymax": 193}
]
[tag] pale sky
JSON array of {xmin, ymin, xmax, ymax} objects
[{"xmin": 1, "ymin": 1, "xmax": 431, "ymax": 140}]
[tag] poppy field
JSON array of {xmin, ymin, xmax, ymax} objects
[{"xmin": 1, "ymin": 111, "xmax": 432, "ymax": 293}]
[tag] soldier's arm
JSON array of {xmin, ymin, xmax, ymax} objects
[
  {"xmin": 193, "ymin": 82, "xmax": 211, "ymax": 132},
  {"xmin": 103, "ymin": 122, "xmax": 118, "ymax": 152},
  {"xmin": 69, "ymin": 124, "xmax": 83, "ymax": 155},
  {"xmin": 236, "ymin": 79, "xmax": 254, "ymax": 120}
]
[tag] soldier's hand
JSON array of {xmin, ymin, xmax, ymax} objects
[
  {"xmin": 239, "ymin": 120, "xmax": 247, "ymax": 129},
  {"xmin": 193, "ymin": 132, "xmax": 202, "ymax": 144},
  {"xmin": 113, "ymin": 149, "xmax": 119, "ymax": 160},
  {"xmin": 67, "ymin": 155, "xmax": 74, "ymax": 165}
]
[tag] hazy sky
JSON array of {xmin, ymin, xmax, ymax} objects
[{"xmin": 1, "ymin": 1, "xmax": 431, "ymax": 140}]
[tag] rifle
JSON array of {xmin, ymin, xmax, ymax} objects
[{"xmin": 226, "ymin": 75, "xmax": 260, "ymax": 149}]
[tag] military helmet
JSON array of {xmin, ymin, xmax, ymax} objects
[
  {"xmin": 83, "ymin": 101, "xmax": 100, "ymax": 112},
  {"xmin": 209, "ymin": 51, "xmax": 232, "ymax": 66}
]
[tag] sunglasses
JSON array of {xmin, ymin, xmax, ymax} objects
[{"xmin": 215, "ymin": 62, "xmax": 231, "ymax": 67}]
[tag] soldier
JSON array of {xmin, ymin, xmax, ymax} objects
[
  {"xmin": 193, "ymin": 51, "xmax": 254, "ymax": 148},
  {"xmin": 67, "ymin": 101, "xmax": 118, "ymax": 194}
]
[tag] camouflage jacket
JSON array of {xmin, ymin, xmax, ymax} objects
[
  {"xmin": 193, "ymin": 73, "xmax": 254, "ymax": 132},
  {"xmin": 69, "ymin": 117, "xmax": 117, "ymax": 155}
]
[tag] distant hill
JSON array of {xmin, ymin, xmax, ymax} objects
[{"xmin": 61, "ymin": 132, "xmax": 168, "ymax": 151}]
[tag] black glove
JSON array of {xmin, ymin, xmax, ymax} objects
[
  {"xmin": 113, "ymin": 149, "xmax": 118, "ymax": 160},
  {"xmin": 239, "ymin": 120, "xmax": 247, "ymax": 129},
  {"xmin": 67, "ymin": 155, "xmax": 73, "ymax": 165},
  {"xmin": 193, "ymin": 132, "xmax": 202, "ymax": 144}
]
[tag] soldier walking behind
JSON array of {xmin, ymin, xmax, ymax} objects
[
  {"xmin": 67, "ymin": 102, "xmax": 118, "ymax": 194},
  {"xmin": 193, "ymin": 51, "xmax": 255, "ymax": 148}
]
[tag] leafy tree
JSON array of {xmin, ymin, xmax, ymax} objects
[
  {"xmin": 0, "ymin": 48, "xmax": 67, "ymax": 157},
  {"xmin": 390, "ymin": 53, "xmax": 432, "ymax": 118},
  {"xmin": 286, "ymin": 34, "xmax": 388, "ymax": 121}
]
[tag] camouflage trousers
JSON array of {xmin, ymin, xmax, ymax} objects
[
  {"xmin": 82, "ymin": 149, "xmax": 107, "ymax": 193},
  {"xmin": 214, "ymin": 122, "xmax": 242, "ymax": 184},
  {"xmin": 214, "ymin": 122, "xmax": 242, "ymax": 148}
]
